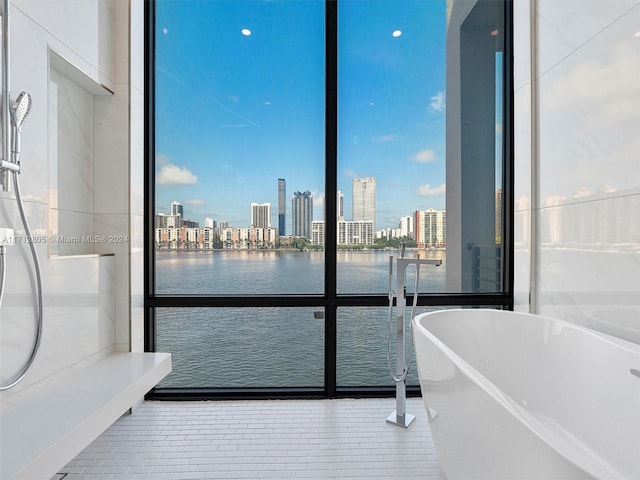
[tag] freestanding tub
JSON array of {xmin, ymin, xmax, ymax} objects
[{"xmin": 412, "ymin": 309, "xmax": 640, "ymax": 479}]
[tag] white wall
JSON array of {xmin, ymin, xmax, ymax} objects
[
  {"xmin": 515, "ymin": 0, "xmax": 640, "ymax": 343},
  {"xmin": 0, "ymin": 0, "xmax": 143, "ymax": 396}
]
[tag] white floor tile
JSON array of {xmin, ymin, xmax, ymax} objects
[{"xmin": 56, "ymin": 398, "xmax": 444, "ymax": 479}]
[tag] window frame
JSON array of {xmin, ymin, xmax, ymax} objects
[{"xmin": 144, "ymin": 0, "xmax": 514, "ymax": 400}]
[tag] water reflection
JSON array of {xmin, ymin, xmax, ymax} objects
[{"xmin": 156, "ymin": 249, "xmax": 447, "ymax": 295}]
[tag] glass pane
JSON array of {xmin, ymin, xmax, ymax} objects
[
  {"xmin": 154, "ymin": 0, "xmax": 325, "ymax": 295},
  {"xmin": 337, "ymin": 305, "xmax": 505, "ymax": 388},
  {"xmin": 336, "ymin": 0, "xmax": 447, "ymax": 294},
  {"xmin": 337, "ymin": 250, "xmax": 446, "ymax": 295},
  {"xmin": 444, "ymin": 0, "xmax": 507, "ymax": 293},
  {"xmin": 337, "ymin": 307, "xmax": 417, "ymax": 388},
  {"xmin": 157, "ymin": 307, "xmax": 324, "ymax": 388},
  {"xmin": 336, "ymin": 0, "xmax": 506, "ymax": 294}
]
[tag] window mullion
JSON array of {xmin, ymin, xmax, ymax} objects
[{"xmin": 324, "ymin": 0, "xmax": 338, "ymax": 398}]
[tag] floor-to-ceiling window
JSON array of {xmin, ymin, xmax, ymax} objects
[{"xmin": 145, "ymin": 0, "xmax": 513, "ymax": 399}]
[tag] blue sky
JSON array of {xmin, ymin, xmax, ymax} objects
[{"xmin": 155, "ymin": 0, "xmax": 446, "ymax": 230}]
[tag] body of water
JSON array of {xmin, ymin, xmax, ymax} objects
[
  {"xmin": 155, "ymin": 249, "xmax": 447, "ymax": 388},
  {"xmin": 156, "ymin": 249, "xmax": 447, "ymax": 295}
]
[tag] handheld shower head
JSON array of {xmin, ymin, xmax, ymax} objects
[
  {"xmin": 10, "ymin": 92, "xmax": 31, "ymax": 165},
  {"xmin": 10, "ymin": 92, "xmax": 31, "ymax": 129}
]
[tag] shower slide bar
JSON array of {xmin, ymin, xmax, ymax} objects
[{"xmin": 1, "ymin": 0, "xmax": 10, "ymax": 183}]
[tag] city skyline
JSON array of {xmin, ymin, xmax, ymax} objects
[
  {"xmin": 154, "ymin": 0, "xmax": 447, "ymax": 230},
  {"xmin": 158, "ymin": 175, "xmax": 445, "ymax": 238}
]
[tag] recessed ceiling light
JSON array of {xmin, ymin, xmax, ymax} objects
[
  {"xmin": 392, "ymin": 30, "xmax": 402, "ymax": 38},
  {"xmin": 634, "ymin": 31, "xmax": 640, "ymax": 38},
  {"xmin": 241, "ymin": 28, "xmax": 252, "ymax": 36}
]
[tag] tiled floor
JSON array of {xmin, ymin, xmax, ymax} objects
[{"xmin": 56, "ymin": 397, "xmax": 445, "ymax": 479}]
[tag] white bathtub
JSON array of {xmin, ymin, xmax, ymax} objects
[{"xmin": 412, "ymin": 309, "xmax": 640, "ymax": 479}]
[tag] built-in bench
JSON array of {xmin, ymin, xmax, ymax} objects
[{"xmin": 0, "ymin": 352, "xmax": 171, "ymax": 480}]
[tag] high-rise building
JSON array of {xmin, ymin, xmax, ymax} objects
[
  {"xmin": 399, "ymin": 216, "xmax": 413, "ymax": 239},
  {"xmin": 170, "ymin": 201, "xmax": 183, "ymax": 218},
  {"xmin": 337, "ymin": 190, "xmax": 344, "ymax": 221},
  {"xmin": 339, "ymin": 220, "xmax": 374, "ymax": 245},
  {"xmin": 155, "ymin": 213, "xmax": 180, "ymax": 228},
  {"xmin": 413, "ymin": 208, "xmax": 446, "ymax": 248},
  {"xmin": 292, "ymin": 191, "xmax": 313, "ymax": 239},
  {"xmin": 312, "ymin": 219, "xmax": 374, "ymax": 246},
  {"xmin": 352, "ymin": 177, "xmax": 376, "ymax": 231},
  {"xmin": 311, "ymin": 220, "xmax": 325, "ymax": 246},
  {"xmin": 217, "ymin": 220, "xmax": 229, "ymax": 237},
  {"xmin": 278, "ymin": 178, "xmax": 286, "ymax": 236},
  {"xmin": 251, "ymin": 203, "xmax": 271, "ymax": 229}
]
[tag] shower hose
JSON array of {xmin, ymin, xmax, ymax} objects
[{"xmin": 0, "ymin": 170, "xmax": 43, "ymax": 390}]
